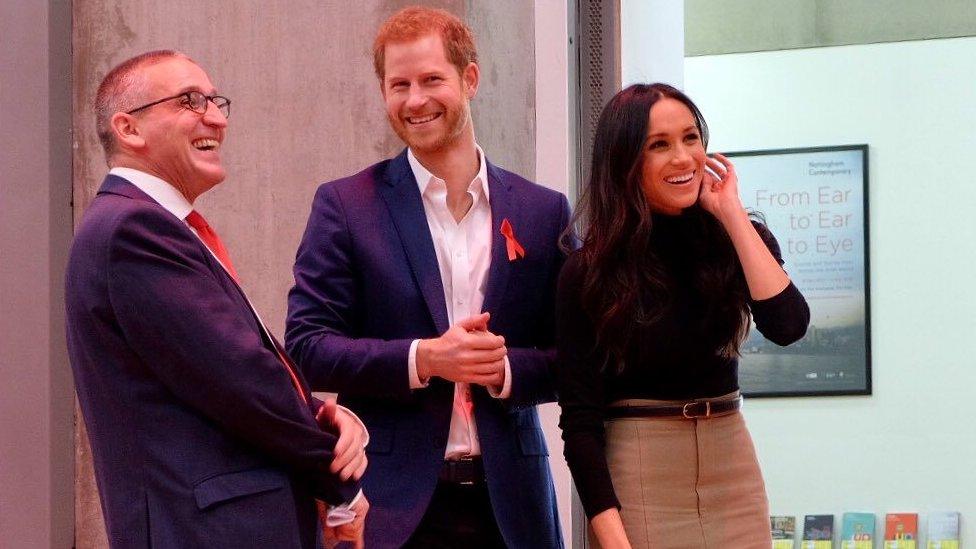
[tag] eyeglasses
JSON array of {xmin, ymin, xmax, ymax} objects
[{"xmin": 126, "ymin": 91, "xmax": 231, "ymax": 118}]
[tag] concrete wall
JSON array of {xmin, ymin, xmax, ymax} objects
[
  {"xmin": 71, "ymin": 1, "xmax": 537, "ymax": 546},
  {"xmin": 0, "ymin": 1, "xmax": 74, "ymax": 547},
  {"xmin": 686, "ymin": 37, "xmax": 976, "ymax": 544}
]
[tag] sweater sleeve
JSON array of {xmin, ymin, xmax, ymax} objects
[
  {"xmin": 555, "ymin": 253, "xmax": 621, "ymax": 518},
  {"xmin": 749, "ymin": 221, "xmax": 811, "ymax": 345}
]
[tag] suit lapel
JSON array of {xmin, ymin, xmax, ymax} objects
[
  {"xmin": 102, "ymin": 174, "xmax": 315, "ymax": 401},
  {"xmin": 377, "ymin": 151, "xmax": 450, "ymax": 334},
  {"xmin": 481, "ymin": 162, "xmax": 519, "ymax": 316}
]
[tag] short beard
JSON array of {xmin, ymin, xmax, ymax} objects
[{"xmin": 390, "ymin": 99, "xmax": 470, "ymax": 155}]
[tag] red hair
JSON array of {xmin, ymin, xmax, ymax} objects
[{"xmin": 372, "ymin": 6, "xmax": 477, "ymax": 80}]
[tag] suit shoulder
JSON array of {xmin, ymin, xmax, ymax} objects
[
  {"xmin": 314, "ymin": 159, "xmax": 393, "ymax": 198},
  {"xmin": 492, "ymin": 166, "xmax": 568, "ymax": 206},
  {"xmin": 74, "ymin": 193, "xmax": 180, "ymax": 245},
  {"xmin": 68, "ymin": 194, "xmax": 192, "ymax": 283}
]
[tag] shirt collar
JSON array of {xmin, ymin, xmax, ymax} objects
[
  {"xmin": 109, "ymin": 167, "xmax": 194, "ymax": 221},
  {"xmin": 407, "ymin": 145, "xmax": 490, "ymax": 202}
]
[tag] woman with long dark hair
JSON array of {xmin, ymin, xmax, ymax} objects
[{"xmin": 556, "ymin": 83, "xmax": 810, "ymax": 548}]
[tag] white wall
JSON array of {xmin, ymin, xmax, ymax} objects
[
  {"xmin": 686, "ymin": 37, "xmax": 976, "ymax": 543},
  {"xmin": 535, "ymin": 0, "xmax": 574, "ymax": 544},
  {"xmin": 620, "ymin": 0, "xmax": 684, "ymax": 88}
]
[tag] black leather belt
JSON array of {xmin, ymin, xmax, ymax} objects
[
  {"xmin": 439, "ymin": 457, "xmax": 485, "ymax": 485},
  {"xmin": 606, "ymin": 397, "xmax": 742, "ymax": 420}
]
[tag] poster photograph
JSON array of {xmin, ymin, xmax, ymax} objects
[{"xmin": 727, "ymin": 145, "xmax": 871, "ymax": 397}]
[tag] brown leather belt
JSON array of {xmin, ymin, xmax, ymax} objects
[
  {"xmin": 439, "ymin": 457, "xmax": 485, "ymax": 485},
  {"xmin": 606, "ymin": 397, "xmax": 742, "ymax": 420}
]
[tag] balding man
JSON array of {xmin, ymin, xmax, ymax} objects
[{"xmin": 66, "ymin": 50, "xmax": 368, "ymax": 548}]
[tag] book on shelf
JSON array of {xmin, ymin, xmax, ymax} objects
[
  {"xmin": 841, "ymin": 512, "xmax": 875, "ymax": 549},
  {"xmin": 883, "ymin": 513, "xmax": 918, "ymax": 549},
  {"xmin": 926, "ymin": 511, "xmax": 959, "ymax": 549},
  {"xmin": 802, "ymin": 514, "xmax": 834, "ymax": 549},
  {"xmin": 772, "ymin": 515, "xmax": 796, "ymax": 549}
]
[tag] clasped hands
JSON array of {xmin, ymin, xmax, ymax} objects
[
  {"xmin": 316, "ymin": 399, "xmax": 369, "ymax": 548},
  {"xmin": 416, "ymin": 312, "xmax": 506, "ymax": 390}
]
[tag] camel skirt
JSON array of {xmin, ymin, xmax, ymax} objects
[{"xmin": 590, "ymin": 394, "xmax": 772, "ymax": 549}]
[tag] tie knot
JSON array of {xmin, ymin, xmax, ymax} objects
[{"xmin": 185, "ymin": 210, "xmax": 210, "ymax": 232}]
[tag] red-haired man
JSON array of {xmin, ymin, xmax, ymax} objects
[{"xmin": 287, "ymin": 7, "xmax": 567, "ymax": 548}]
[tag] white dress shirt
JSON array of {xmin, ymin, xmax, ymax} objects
[{"xmin": 403, "ymin": 148, "xmax": 512, "ymax": 460}]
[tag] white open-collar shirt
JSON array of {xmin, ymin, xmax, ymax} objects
[{"xmin": 405, "ymin": 147, "xmax": 512, "ymax": 460}]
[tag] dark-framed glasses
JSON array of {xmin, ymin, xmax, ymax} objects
[{"xmin": 126, "ymin": 91, "xmax": 231, "ymax": 118}]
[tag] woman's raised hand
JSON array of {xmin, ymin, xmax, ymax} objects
[{"xmin": 699, "ymin": 153, "xmax": 745, "ymax": 223}]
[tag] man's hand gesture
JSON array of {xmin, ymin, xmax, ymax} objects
[
  {"xmin": 320, "ymin": 495, "xmax": 369, "ymax": 549},
  {"xmin": 316, "ymin": 399, "xmax": 368, "ymax": 481},
  {"xmin": 416, "ymin": 312, "xmax": 507, "ymax": 388}
]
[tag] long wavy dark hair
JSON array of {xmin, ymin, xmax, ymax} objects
[{"xmin": 565, "ymin": 83, "xmax": 752, "ymax": 373}]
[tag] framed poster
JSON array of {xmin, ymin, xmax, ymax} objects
[{"xmin": 726, "ymin": 145, "xmax": 871, "ymax": 397}]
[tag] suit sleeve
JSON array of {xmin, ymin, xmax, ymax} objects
[
  {"xmin": 286, "ymin": 183, "xmax": 414, "ymax": 400},
  {"xmin": 504, "ymin": 192, "xmax": 574, "ymax": 409},
  {"xmin": 106, "ymin": 206, "xmax": 359, "ymax": 505}
]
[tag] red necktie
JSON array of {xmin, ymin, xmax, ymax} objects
[
  {"xmin": 185, "ymin": 210, "xmax": 240, "ymax": 283},
  {"xmin": 186, "ymin": 210, "xmax": 308, "ymax": 404}
]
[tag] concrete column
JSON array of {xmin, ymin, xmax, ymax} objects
[{"xmin": 0, "ymin": 1, "xmax": 74, "ymax": 547}]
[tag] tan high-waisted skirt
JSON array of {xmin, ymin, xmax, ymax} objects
[{"xmin": 590, "ymin": 393, "xmax": 771, "ymax": 549}]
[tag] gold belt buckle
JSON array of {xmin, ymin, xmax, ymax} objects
[{"xmin": 682, "ymin": 401, "xmax": 711, "ymax": 419}]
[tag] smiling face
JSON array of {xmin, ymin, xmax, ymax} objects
[
  {"xmin": 124, "ymin": 57, "xmax": 228, "ymax": 201},
  {"xmin": 640, "ymin": 97, "xmax": 707, "ymax": 215},
  {"xmin": 380, "ymin": 33, "xmax": 477, "ymax": 155}
]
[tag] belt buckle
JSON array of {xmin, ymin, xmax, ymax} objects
[{"xmin": 681, "ymin": 401, "xmax": 711, "ymax": 419}]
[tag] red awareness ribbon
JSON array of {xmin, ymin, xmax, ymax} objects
[{"xmin": 499, "ymin": 218, "xmax": 525, "ymax": 261}]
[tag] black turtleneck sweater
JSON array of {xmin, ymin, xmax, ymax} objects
[{"xmin": 556, "ymin": 214, "xmax": 810, "ymax": 518}]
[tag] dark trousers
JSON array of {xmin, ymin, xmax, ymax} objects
[{"xmin": 403, "ymin": 480, "xmax": 507, "ymax": 549}]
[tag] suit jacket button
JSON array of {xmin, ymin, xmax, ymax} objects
[{"xmin": 433, "ymin": 436, "xmax": 444, "ymax": 448}]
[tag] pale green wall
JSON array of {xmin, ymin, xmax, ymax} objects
[
  {"xmin": 686, "ymin": 0, "xmax": 976, "ymax": 55},
  {"xmin": 685, "ymin": 37, "xmax": 976, "ymax": 543}
]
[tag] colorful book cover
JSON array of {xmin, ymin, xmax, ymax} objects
[
  {"xmin": 802, "ymin": 514, "xmax": 834, "ymax": 549},
  {"xmin": 841, "ymin": 512, "xmax": 875, "ymax": 549},
  {"xmin": 883, "ymin": 513, "xmax": 918, "ymax": 549},
  {"xmin": 926, "ymin": 512, "xmax": 960, "ymax": 549},
  {"xmin": 772, "ymin": 515, "xmax": 797, "ymax": 549}
]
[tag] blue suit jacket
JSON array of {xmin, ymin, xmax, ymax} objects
[
  {"xmin": 65, "ymin": 175, "xmax": 359, "ymax": 549},
  {"xmin": 286, "ymin": 151, "xmax": 569, "ymax": 548}
]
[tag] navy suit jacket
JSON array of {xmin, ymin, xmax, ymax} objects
[
  {"xmin": 65, "ymin": 175, "xmax": 359, "ymax": 549},
  {"xmin": 286, "ymin": 151, "xmax": 569, "ymax": 548}
]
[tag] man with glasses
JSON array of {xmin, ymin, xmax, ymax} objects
[{"xmin": 66, "ymin": 50, "xmax": 368, "ymax": 549}]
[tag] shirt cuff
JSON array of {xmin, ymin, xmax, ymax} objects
[
  {"xmin": 408, "ymin": 339, "xmax": 430, "ymax": 389},
  {"xmin": 487, "ymin": 356, "xmax": 512, "ymax": 399},
  {"xmin": 325, "ymin": 489, "xmax": 362, "ymax": 527},
  {"xmin": 335, "ymin": 405, "xmax": 370, "ymax": 448}
]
